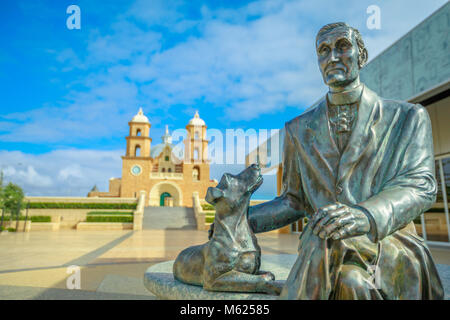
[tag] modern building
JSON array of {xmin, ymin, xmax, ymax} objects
[
  {"xmin": 88, "ymin": 108, "xmax": 216, "ymax": 207},
  {"xmin": 246, "ymin": 2, "xmax": 450, "ymax": 243}
]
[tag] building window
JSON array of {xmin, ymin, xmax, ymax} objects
[
  {"xmin": 165, "ymin": 156, "xmax": 169, "ymax": 161},
  {"xmin": 193, "ymin": 166, "xmax": 200, "ymax": 181},
  {"xmin": 136, "ymin": 129, "xmax": 141, "ymax": 136},
  {"xmin": 162, "ymin": 168, "xmax": 166, "ymax": 172},
  {"xmin": 135, "ymin": 145, "xmax": 141, "ymax": 157},
  {"xmin": 168, "ymin": 168, "xmax": 172, "ymax": 173},
  {"xmin": 195, "ymin": 131, "xmax": 199, "ymax": 139},
  {"xmin": 416, "ymin": 156, "xmax": 450, "ymax": 243},
  {"xmin": 194, "ymin": 148, "xmax": 199, "ymax": 160}
]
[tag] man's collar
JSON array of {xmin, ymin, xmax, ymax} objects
[{"xmin": 327, "ymin": 84, "xmax": 364, "ymax": 106}]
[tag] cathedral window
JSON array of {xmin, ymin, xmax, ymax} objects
[
  {"xmin": 165, "ymin": 156, "xmax": 169, "ymax": 161},
  {"xmin": 194, "ymin": 148, "xmax": 199, "ymax": 160},
  {"xmin": 136, "ymin": 129, "xmax": 141, "ymax": 136},
  {"xmin": 193, "ymin": 166, "xmax": 200, "ymax": 181},
  {"xmin": 135, "ymin": 145, "xmax": 141, "ymax": 157}
]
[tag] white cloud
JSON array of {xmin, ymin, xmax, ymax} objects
[
  {"xmin": 1, "ymin": 0, "xmax": 447, "ymax": 143},
  {"xmin": 0, "ymin": 149, "xmax": 122, "ymax": 196}
]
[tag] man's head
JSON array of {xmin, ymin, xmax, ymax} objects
[{"xmin": 316, "ymin": 22, "xmax": 368, "ymax": 90}]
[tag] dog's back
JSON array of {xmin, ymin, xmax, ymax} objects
[{"xmin": 173, "ymin": 243, "xmax": 207, "ymax": 286}]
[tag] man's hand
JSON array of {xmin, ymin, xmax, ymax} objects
[{"xmin": 309, "ymin": 202, "xmax": 371, "ymax": 240}]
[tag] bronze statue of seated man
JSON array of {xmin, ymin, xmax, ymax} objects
[{"xmin": 209, "ymin": 22, "xmax": 444, "ymax": 300}]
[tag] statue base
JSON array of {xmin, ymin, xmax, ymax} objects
[
  {"xmin": 143, "ymin": 254, "xmax": 297, "ymax": 300},
  {"xmin": 144, "ymin": 253, "xmax": 450, "ymax": 300}
]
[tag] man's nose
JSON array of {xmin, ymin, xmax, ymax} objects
[{"xmin": 330, "ymin": 48, "xmax": 340, "ymax": 62}]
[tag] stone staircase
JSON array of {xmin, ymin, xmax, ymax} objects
[{"xmin": 142, "ymin": 206, "xmax": 197, "ymax": 230}]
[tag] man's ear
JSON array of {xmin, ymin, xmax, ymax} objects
[{"xmin": 205, "ymin": 187, "xmax": 224, "ymax": 205}]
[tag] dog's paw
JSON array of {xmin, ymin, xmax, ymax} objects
[
  {"xmin": 260, "ymin": 271, "xmax": 275, "ymax": 281},
  {"xmin": 259, "ymin": 280, "xmax": 282, "ymax": 296}
]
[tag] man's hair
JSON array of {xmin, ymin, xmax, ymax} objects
[{"xmin": 316, "ymin": 22, "xmax": 368, "ymax": 69}]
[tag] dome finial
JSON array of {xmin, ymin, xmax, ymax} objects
[
  {"xmin": 131, "ymin": 107, "xmax": 149, "ymax": 123},
  {"xmin": 162, "ymin": 125, "xmax": 172, "ymax": 144},
  {"xmin": 188, "ymin": 110, "xmax": 205, "ymax": 126}
]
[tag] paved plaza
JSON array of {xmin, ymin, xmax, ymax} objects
[{"xmin": 0, "ymin": 229, "xmax": 449, "ymax": 300}]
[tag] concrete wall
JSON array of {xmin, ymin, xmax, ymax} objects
[
  {"xmin": 360, "ymin": 2, "xmax": 450, "ymax": 101},
  {"xmin": 19, "ymin": 208, "xmax": 133, "ymax": 229},
  {"xmin": 25, "ymin": 196, "xmax": 137, "ymax": 204}
]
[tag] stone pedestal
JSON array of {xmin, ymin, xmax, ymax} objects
[
  {"xmin": 143, "ymin": 254, "xmax": 297, "ymax": 300},
  {"xmin": 144, "ymin": 254, "xmax": 450, "ymax": 300}
]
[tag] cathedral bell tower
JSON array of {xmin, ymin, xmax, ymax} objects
[
  {"xmin": 126, "ymin": 108, "xmax": 152, "ymax": 157},
  {"xmin": 185, "ymin": 111, "xmax": 208, "ymax": 163}
]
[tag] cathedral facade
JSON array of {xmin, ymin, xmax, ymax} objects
[{"xmin": 88, "ymin": 108, "xmax": 216, "ymax": 207}]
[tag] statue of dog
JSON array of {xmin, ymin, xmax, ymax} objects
[{"xmin": 173, "ymin": 164, "xmax": 281, "ymax": 295}]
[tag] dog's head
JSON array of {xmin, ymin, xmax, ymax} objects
[{"xmin": 205, "ymin": 163, "xmax": 263, "ymax": 213}]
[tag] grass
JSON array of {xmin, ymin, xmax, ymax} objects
[{"xmin": 86, "ymin": 216, "xmax": 133, "ymax": 223}]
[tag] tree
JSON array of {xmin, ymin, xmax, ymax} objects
[
  {"xmin": 1, "ymin": 182, "xmax": 24, "ymax": 216},
  {"xmin": 0, "ymin": 170, "xmax": 4, "ymax": 209}
]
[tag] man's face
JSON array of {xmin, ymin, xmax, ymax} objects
[{"xmin": 316, "ymin": 28, "xmax": 360, "ymax": 89}]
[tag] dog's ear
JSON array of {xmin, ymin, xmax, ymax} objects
[{"xmin": 205, "ymin": 187, "xmax": 224, "ymax": 205}]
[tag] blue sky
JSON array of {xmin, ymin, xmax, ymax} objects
[{"xmin": 0, "ymin": 0, "xmax": 447, "ymax": 198}]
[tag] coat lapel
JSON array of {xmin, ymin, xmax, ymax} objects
[
  {"xmin": 307, "ymin": 99, "xmax": 340, "ymax": 190},
  {"xmin": 306, "ymin": 85, "xmax": 381, "ymax": 191},
  {"xmin": 336, "ymin": 86, "xmax": 381, "ymax": 185}
]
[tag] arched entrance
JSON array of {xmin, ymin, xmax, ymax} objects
[
  {"xmin": 160, "ymin": 192, "xmax": 171, "ymax": 206},
  {"xmin": 149, "ymin": 181, "xmax": 183, "ymax": 206}
]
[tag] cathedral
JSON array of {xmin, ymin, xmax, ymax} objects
[{"xmin": 88, "ymin": 108, "xmax": 216, "ymax": 207}]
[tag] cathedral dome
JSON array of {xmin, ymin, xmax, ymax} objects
[
  {"xmin": 188, "ymin": 111, "xmax": 205, "ymax": 126},
  {"xmin": 131, "ymin": 107, "xmax": 150, "ymax": 123}
]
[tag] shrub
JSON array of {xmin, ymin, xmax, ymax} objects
[
  {"xmin": 28, "ymin": 202, "xmax": 137, "ymax": 210},
  {"xmin": 86, "ymin": 216, "xmax": 133, "ymax": 223},
  {"xmin": 201, "ymin": 203, "xmax": 215, "ymax": 211},
  {"xmin": 87, "ymin": 211, "xmax": 133, "ymax": 216},
  {"xmin": 7, "ymin": 228, "xmax": 16, "ymax": 232},
  {"xmin": 30, "ymin": 216, "xmax": 51, "ymax": 222},
  {"xmin": 205, "ymin": 216, "xmax": 215, "ymax": 224},
  {"xmin": 2, "ymin": 215, "xmax": 51, "ymax": 222}
]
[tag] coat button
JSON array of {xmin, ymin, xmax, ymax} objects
[{"xmin": 336, "ymin": 185, "xmax": 343, "ymax": 194}]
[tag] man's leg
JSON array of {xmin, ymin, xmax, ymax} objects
[{"xmin": 331, "ymin": 264, "xmax": 383, "ymax": 300}]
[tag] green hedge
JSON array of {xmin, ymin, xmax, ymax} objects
[
  {"xmin": 87, "ymin": 211, "xmax": 133, "ymax": 216},
  {"xmin": 86, "ymin": 216, "xmax": 133, "ymax": 223},
  {"xmin": 30, "ymin": 216, "xmax": 51, "ymax": 222},
  {"xmin": 28, "ymin": 202, "xmax": 137, "ymax": 210},
  {"xmin": 205, "ymin": 216, "xmax": 215, "ymax": 224},
  {"xmin": 201, "ymin": 203, "xmax": 215, "ymax": 211},
  {"xmin": 2, "ymin": 216, "xmax": 51, "ymax": 222}
]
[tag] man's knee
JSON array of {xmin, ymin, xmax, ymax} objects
[{"xmin": 339, "ymin": 265, "xmax": 370, "ymax": 290}]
